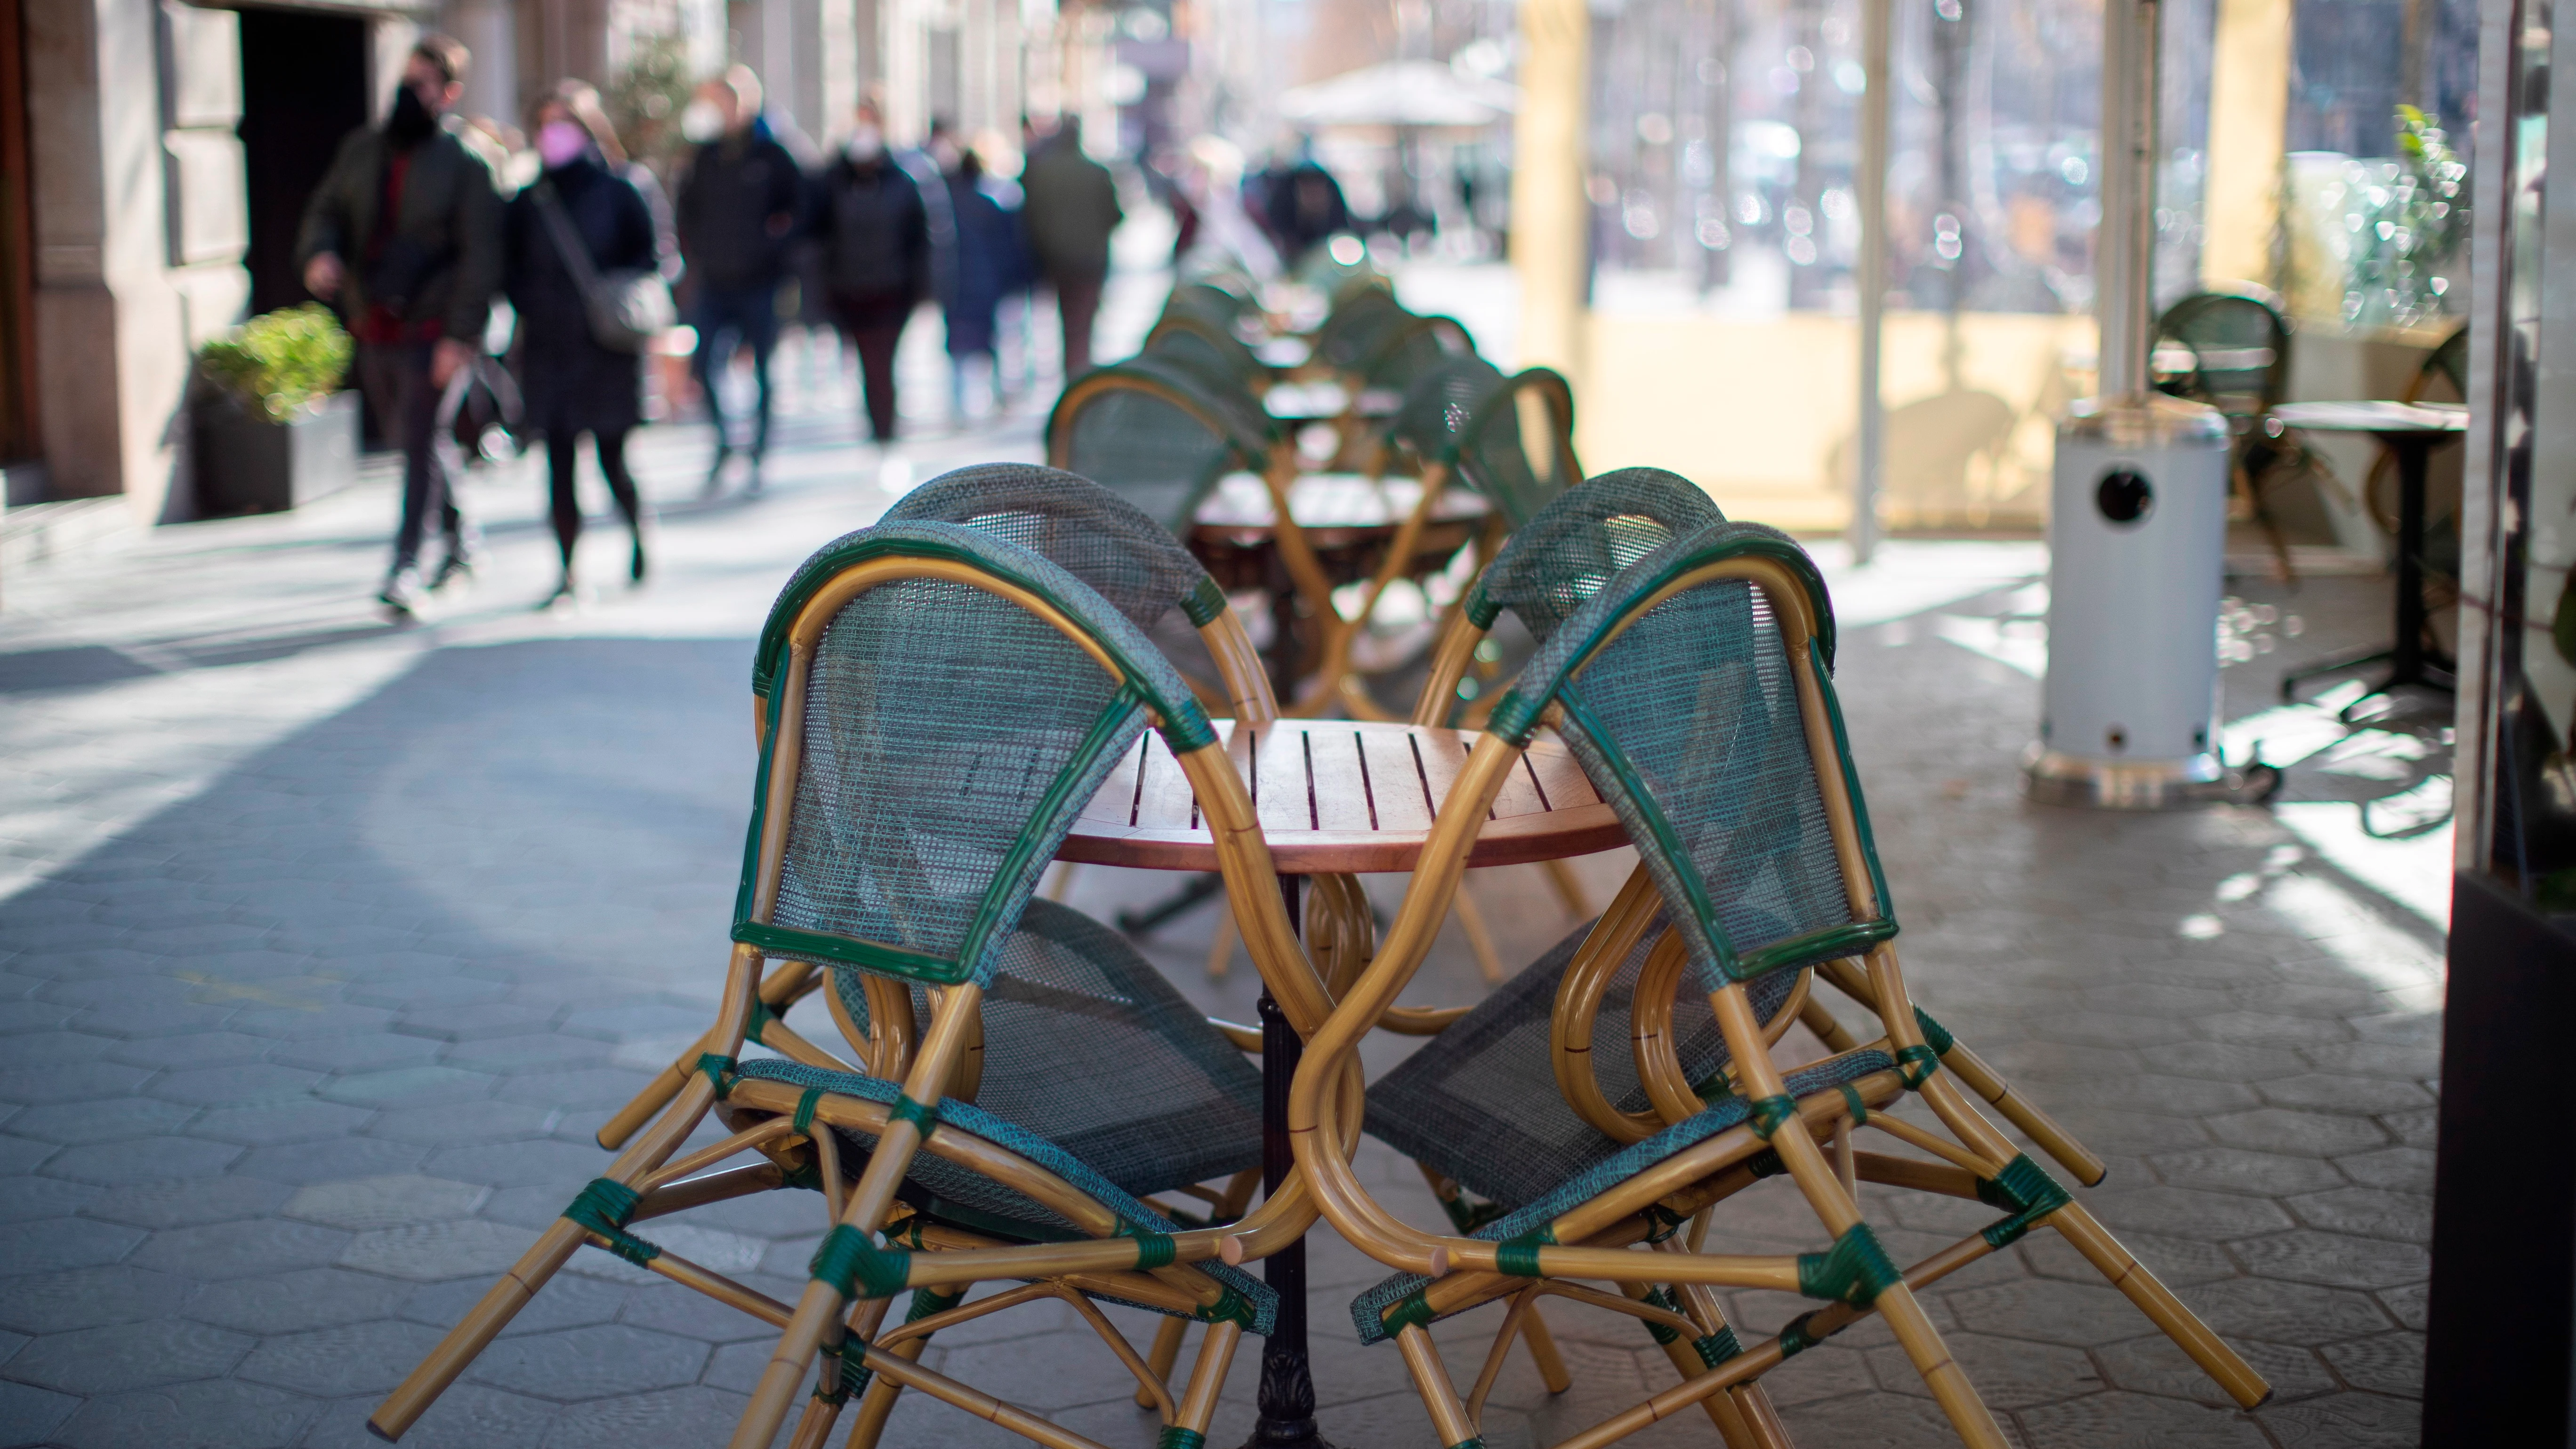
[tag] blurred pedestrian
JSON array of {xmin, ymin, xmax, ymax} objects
[
  {"xmin": 1262, "ymin": 139, "xmax": 1352, "ymax": 265},
  {"xmin": 1018, "ymin": 116, "xmax": 1121, "ymax": 381},
  {"xmin": 294, "ymin": 34, "xmax": 502, "ymax": 615},
  {"xmin": 674, "ymin": 65, "xmax": 802, "ymax": 492},
  {"xmin": 938, "ymin": 144, "xmax": 1030, "ymax": 423},
  {"xmin": 813, "ymin": 99, "xmax": 928, "ymax": 443},
  {"xmin": 504, "ymin": 81, "xmax": 675, "ymax": 607}
]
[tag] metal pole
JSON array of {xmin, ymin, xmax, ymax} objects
[
  {"xmin": 2095, "ymin": 0, "xmax": 2160, "ymax": 400},
  {"xmin": 1852, "ymin": 0, "xmax": 1892, "ymax": 564}
]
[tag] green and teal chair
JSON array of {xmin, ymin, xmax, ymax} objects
[
  {"xmin": 1284, "ymin": 518, "xmax": 2269, "ymax": 1449},
  {"xmin": 371, "ymin": 524, "xmax": 1284, "ymax": 1449}
]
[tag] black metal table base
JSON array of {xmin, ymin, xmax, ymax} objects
[
  {"xmin": 1244, "ymin": 874, "xmax": 1334, "ymax": 1449},
  {"xmin": 2278, "ymin": 432, "xmax": 2458, "ymax": 722}
]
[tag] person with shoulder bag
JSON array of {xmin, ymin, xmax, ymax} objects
[
  {"xmin": 503, "ymin": 80, "xmax": 677, "ymax": 607},
  {"xmin": 294, "ymin": 34, "xmax": 503, "ymax": 614}
]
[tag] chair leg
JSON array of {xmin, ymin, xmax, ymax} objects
[
  {"xmin": 371, "ymin": 1071, "xmax": 726, "ymax": 1439},
  {"xmin": 784, "ymin": 1294, "xmax": 895, "ymax": 1449},
  {"xmin": 1619, "ymin": 1282, "xmax": 1763, "ymax": 1449},
  {"xmin": 1538, "ymin": 858, "xmax": 1592, "ymax": 919},
  {"xmin": 840, "ymin": 1287, "xmax": 966, "ymax": 1449},
  {"xmin": 1913, "ymin": 1074, "xmax": 2270, "ymax": 1409},
  {"xmin": 1393, "ymin": 1323, "xmax": 1480, "ymax": 1446},
  {"xmin": 1138, "ymin": 1317, "xmax": 1191, "ymax": 1407},
  {"xmin": 1205, "ymin": 902, "xmax": 1236, "ymax": 979},
  {"xmin": 1518, "ymin": 1302, "xmax": 1572, "ymax": 1393},
  {"xmin": 1172, "ymin": 1320, "xmax": 1245, "ymax": 1444},
  {"xmin": 1449, "ymin": 881, "xmax": 1505, "ymax": 986},
  {"xmin": 1710, "ymin": 984, "xmax": 2008, "ymax": 1449}
]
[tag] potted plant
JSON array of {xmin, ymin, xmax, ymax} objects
[{"xmin": 193, "ymin": 303, "xmax": 359, "ymax": 515}]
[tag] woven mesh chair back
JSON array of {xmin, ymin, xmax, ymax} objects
[
  {"xmin": 1143, "ymin": 318, "xmax": 1270, "ymax": 396},
  {"xmin": 1457, "ymin": 369, "xmax": 1580, "ymax": 527},
  {"xmin": 740, "ymin": 523, "xmax": 1208, "ymax": 989},
  {"xmin": 1045, "ymin": 366, "xmax": 1269, "ymax": 535},
  {"xmin": 1471, "ymin": 467, "xmax": 1727, "ymax": 644},
  {"xmin": 1495, "ymin": 521, "xmax": 1883, "ymax": 989},
  {"xmin": 1386, "ymin": 355, "xmax": 1505, "ymax": 469},
  {"xmin": 2155, "ymin": 290, "xmax": 2292, "ymax": 420},
  {"xmin": 1161, "ymin": 281, "xmax": 1255, "ymax": 332},
  {"xmin": 1356, "ymin": 314, "xmax": 1475, "ymax": 394},
  {"xmin": 885, "ymin": 464, "xmax": 1222, "ymax": 634},
  {"xmin": 1310, "ymin": 285, "xmax": 1411, "ymax": 373}
]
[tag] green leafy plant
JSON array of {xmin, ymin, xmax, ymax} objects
[{"xmin": 198, "ymin": 304, "xmax": 353, "ymax": 422}]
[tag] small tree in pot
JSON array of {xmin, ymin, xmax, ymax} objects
[{"xmin": 194, "ymin": 304, "xmax": 360, "ymax": 515}]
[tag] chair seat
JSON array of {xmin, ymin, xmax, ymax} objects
[
  {"xmin": 736, "ymin": 900, "xmax": 1275, "ymax": 1330},
  {"xmin": 1349, "ymin": 1047, "xmax": 1896, "ymax": 1345},
  {"xmin": 1364, "ymin": 915, "xmax": 1803, "ymax": 1213}
]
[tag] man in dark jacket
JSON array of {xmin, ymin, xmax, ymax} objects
[
  {"xmin": 295, "ymin": 34, "xmax": 502, "ymax": 613},
  {"xmin": 1017, "ymin": 117, "xmax": 1123, "ymax": 381},
  {"xmin": 813, "ymin": 100, "xmax": 928, "ymax": 443},
  {"xmin": 674, "ymin": 65, "xmax": 803, "ymax": 490}
]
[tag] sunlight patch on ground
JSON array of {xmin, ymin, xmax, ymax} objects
[{"xmin": 1806, "ymin": 539, "xmax": 2047, "ymax": 628}]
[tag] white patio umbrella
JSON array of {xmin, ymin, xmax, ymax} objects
[{"xmin": 1277, "ymin": 60, "xmax": 1519, "ymax": 129}]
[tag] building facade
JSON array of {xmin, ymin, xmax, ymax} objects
[{"xmin": 0, "ymin": 0, "xmax": 1079, "ymax": 541}]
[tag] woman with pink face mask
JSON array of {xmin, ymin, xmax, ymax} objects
[{"xmin": 502, "ymin": 80, "xmax": 677, "ymax": 606}]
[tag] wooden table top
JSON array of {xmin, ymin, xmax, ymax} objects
[
  {"xmin": 1057, "ymin": 718, "xmax": 1627, "ymax": 873},
  {"xmin": 2270, "ymin": 400, "xmax": 2468, "ymax": 435},
  {"xmin": 1191, "ymin": 473, "xmax": 1491, "ymax": 538}
]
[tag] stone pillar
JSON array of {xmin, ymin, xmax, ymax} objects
[
  {"xmin": 2201, "ymin": 0, "xmax": 2289, "ymax": 289},
  {"xmin": 445, "ymin": 0, "xmax": 521, "ymax": 129},
  {"xmin": 22, "ymin": 0, "xmax": 250, "ymax": 521},
  {"xmin": 1510, "ymin": 0, "xmax": 1589, "ymax": 377}
]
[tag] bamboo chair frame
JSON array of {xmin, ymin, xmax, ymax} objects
[
  {"xmin": 1043, "ymin": 365, "xmax": 1345, "ymax": 659},
  {"xmin": 1407, "ymin": 509, "xmax": 2107, "ymax": 1188},
  {"xmin": 370, "ymin": 538, "xmax": 1361, "ymax": 1449},
  {"xmin": 1301, "ymin": 365, "xmax": 1582, "ymax": 725},
  {"xmin": 1270, "ymin": 531, "xmax": 2271, "ymax": 1449}
]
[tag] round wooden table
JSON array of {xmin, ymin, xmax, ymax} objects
[
  {"xmin": 1187, "ymin": 475, "xmax": 1493, "ymax": 703},
  {"xmin": 1059, "ymin": 718, "xmax": 1623, "ymax": 1449}
]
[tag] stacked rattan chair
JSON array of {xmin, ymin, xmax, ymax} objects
[
  {"xmin": 371, "ymin": 520, "xmax": 1338, "ymax": 1449},
  {"xmin": 1273, "ymin": 512, "xmax": 2269, "ymax": 1449},
  {"xmin": 1313, "ymin": 357, "xmax": 1585, "ymax": 724}
]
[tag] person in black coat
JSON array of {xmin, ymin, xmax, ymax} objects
[
  {"xmin": 504, "ymin": 80, "xmax": 676, "ymax": 605},
  {"xmin": 813, "ymin": 99, "xmax": 929, "ymax": 443}
]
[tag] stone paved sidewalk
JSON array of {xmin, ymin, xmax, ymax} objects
[{"xmin": 0, "ymin": 343, "xmax": 2447, "ymax": 1448}]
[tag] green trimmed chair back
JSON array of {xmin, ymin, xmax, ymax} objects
[
  {"xmin": 1142, "ymin": 315, "xmax": 1272, "ymax": 396},
  {"xmin": 1310, "ymin": 285, "xmax": 1411, "ymax": 374},
  {"xmin": 736, "ymin": 523, "xmax": 1215, "ymax": 990},
  {"xmin": 1160, "ymin": 281, "xmax": 1256, "ymax": 333},
  {"xmin": 2155, "ymin": 289, "xmax": 2292, "ymax": 421},
  {"xmin": 1385, "ymin": 355, "xmax": 1506, "ymax": 471},
  {"xmin": 1466, "ymin": 467, "xmax": 1727, "ymax": 644},
  {"xmin": 885, "ymin": 464, "xmax": 1233, "ymax": 637},
  {"xmin": 1487, "ymin": 520, "xmax": 1889, "ymax": 990},
  {"xmin": 1354, "ymin": 314, "xmax": 1476, "ymax": 395},
  {"xmin": 1044, "ymin": 364, "xmax": 1274, "ymax": 536},
  {"xmin": 1457, "ymin": 368, "xmax": 1580, "ymax": 528}
]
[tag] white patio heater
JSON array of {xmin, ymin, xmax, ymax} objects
[{"xmin": 2024, "ymin": 0, "xmax": 2233, "ymax": 808}]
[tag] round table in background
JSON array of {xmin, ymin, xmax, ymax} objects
[{"xmin": 1059, "ymin": 718, "xmax": 1623, "ymax": 1449}]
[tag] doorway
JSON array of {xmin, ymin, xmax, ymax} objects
[
  {"xmin": 237, "ymin": 6, "xmax": 371, "ymax": 316},
  {"xmin": 0, "ymin": 0, "xmax": 38, "ymax": 465}
]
